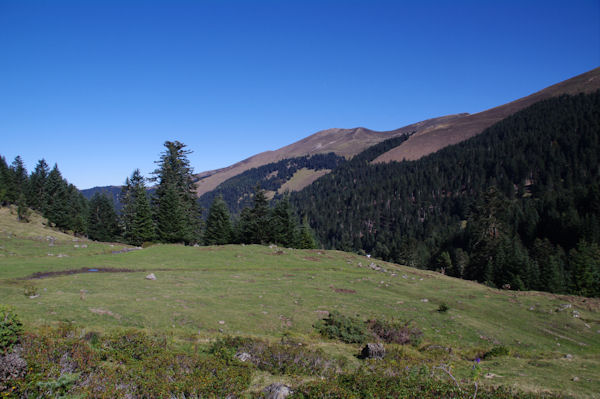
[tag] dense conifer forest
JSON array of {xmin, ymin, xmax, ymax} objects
[
  {"xmin": 291, "ymin": 92, "xmax": 600, "ymax": 296},
  {"xmin": 0, "ymin": 142, "xmax": 315, "ymax": 249},
  {"xmin": 197, "ymin": 153, "xmax": 345, "ymax": 214}
]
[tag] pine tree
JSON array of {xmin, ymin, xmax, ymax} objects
[
  {"xmin": 9, "ymin": 156, "xmax": 28, "ymax": 203},
  {"xmin": 204, "ymin": 195, "xmax": 232, "ymax": 245},
  {"xmin": 121, "ymin": 169, "xmax": 154, "ymax": 245},
  {"xmin": 152, "ymin": 141, "xmax": 202, "ymax": 244},
  {"xmin": 87, "ymin": 193, "xmax": 120, "ymax": 242},
  {"xmin": 27, "ymin": 159, "xmax": 49, "ymax": 211},
  {"xmin": 43, "ymin": 165, "xmax": 71, "ymax": 229},
  {"xmin": 297, "ymin": 216, "xmax": 317, "ymax": 249},
  {"xmin": 270, "ymin": 195, "xmax": 297, "ymax": 247},
  {"xmin": 0, "ymin": 156, "xmax": 9, "ymax": 204}
]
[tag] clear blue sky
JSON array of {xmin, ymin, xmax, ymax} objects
[{"xmin": 1, "ymin": 0, "xmax": 599, "ymax": 189}]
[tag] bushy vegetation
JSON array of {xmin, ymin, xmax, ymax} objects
[
  {"xmin": 314, "ymin": 311, "xmax": 370, "ymax": 344},
  {"xmin": 0, "ymin": 305, "xmax": 22, "ymax": 353},
  {"xmin": 367, "ymin": 318, "xmax": 423, "ymax": 345},
  {"xmin": 210, "ymin": 336, "xmax": 344, "ymax": 376},
  {"xmin": 293, "ymin": 91, "xmax": 600, "ymax": 296},
  {"xmin": 5, "ymin": 325, "xmax": 253, "ymax": 398}
]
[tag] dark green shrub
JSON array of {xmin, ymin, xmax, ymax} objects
[
  {"xmin": 314, "ymin": 311, "xmax": 368, "ymax": 344},
  {"xmin": 438, "ymin": 303, "xmax": 449, "ymax": 312},
  {"xmin": 483, "ymin": 345, "xmax": 510, "ymax": 359},
  {"xmin": 210, "ymin": 336, "xmax": 343, "ymax": 376},
  {"xmin": 367, "ymin": 319, "xmax": 423, "ymax": 345},
  {"xmin": 0, "ymin": 305, "xmax": 23, "ymax": 353},
  {"xmin": 101, "ymin": 329, "xmax": 165, "ymax": 362}
]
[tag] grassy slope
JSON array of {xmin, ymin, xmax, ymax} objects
[{"xmin": 0, "ymin": 207, "xmax": 599, "ymax": 397}]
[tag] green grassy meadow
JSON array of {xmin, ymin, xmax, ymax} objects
[{"xmin": 1, "ymin": 207, "xmax": 599, "ymax": 398}]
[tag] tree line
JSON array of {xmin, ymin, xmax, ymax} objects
[
  {"xmin": 292, "ymin": 92, "xmax": 600, "ymax": 297},
  {"xmin": 0, "ymin": 141, "xmax": 316, "ymax": 249}
]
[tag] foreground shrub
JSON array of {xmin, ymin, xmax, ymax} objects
[
  {"xmin": 0, "ymin": 305, "xmax": 23, "ymax": 353},
  {"xmin": 314, "ymin": 311, "xmax": 369, "ymax": 344},
  {"xmin": 367, "ymin": 319, "xmax": 423, "ymax": 345},
  {"xmin": 288, "ymin": 367, "xmax": 562, "ymax": 399},
  {"xmin": 100, "ymin": 329, "xmax": 165, "ymax": 362},
  {"xmin": 211, "ymin": 336, "xmax": 344, "ymax": 376},
  {"xmin": 483, "ymin": 345, "xmax": 510, "ymax": 359}
]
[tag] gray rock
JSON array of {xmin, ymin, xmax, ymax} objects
[
  {"xmin": 145, "ymin": 273, "xmax": 157, "ymax": 280},
  {"xmin": 235, "ymin": 352, "xmax": 252, "ymax": 362},
  {"xmin": 0, "ymin": 347, "xmax": 27, "ymax": 390},
  {"xmin": 263, "ymin": 383, "xmax": 293, "ymax": 399},
  {"xmin": 361, "ymin": 343, "xmax": 386, "ymax": 359}
]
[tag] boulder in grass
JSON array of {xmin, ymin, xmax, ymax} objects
[
  {"xmin": 145, "ymin": 273, "xmax": 156, "ymax": 280},
  {"xmin": 263, "ymin": 383, "xmax": 293, "ymax": 399},
  {"xmin": 361, "ymin": 343, "xmax": 385, "ymax": 359}
]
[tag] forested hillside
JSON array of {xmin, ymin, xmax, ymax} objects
[
  {"xmin": 198, "ymin": 153, "xmax": 345, "ymax": 214},
  {"xmin": 292, "ymin": 92, "xmax": 600, "ymax": 296}
]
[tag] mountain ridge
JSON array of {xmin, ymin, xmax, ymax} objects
[{"xmin": 194, "ymin": 67, "xmax": 600, "ymax": 197}]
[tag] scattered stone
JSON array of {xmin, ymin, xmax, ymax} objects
[
  {"xmin": 74, "ymin": 244, "xmax": 80, "ymax": 248},
  {"xmin": 218, "ymin": 320, "xmax": 225, "ymax": 325},
  {"xmin": 419, "ymin": 278, "xmax": 424, "ymax": 281},
  {"xmin": 572, "ymin": 376, "xmax": 579, "ymax": 382},
  {"xmin": 28, "ymin": 294, "xmax": 40, "ymax": 299},
  {"xmin": 557, "ymin": 303, "xmax": 572, "ymax": 311},
  {"xmin": 57, "ymin": 254, "xmax": 67, "ymax": 258},
  {"xmin": 361, "ymin": 343, "xmax": 385, "ymax": 359},
  {"xmin": 262, "ymin": 383, "xmax": 293, "ymax": 399},
  {"xmin": 81, "ymin": 244, "xmax": 88, "ymax": 248},
  {"xmin": 145, "ymin": 273, "xmax": 157, "ymax": 280},
  {"xmin": 572, "ymin": 310, "xmax": 580, "ymax": 318},
  {"xmin": 502, "ymin": 283, "xmax": 511, "ymax": 290},
  {"xmin": 0, "ymin": 347, "xmax": 27, "ymax": 390},
  {"xmin": 584, "ymin": 323, "xmax": 591, "ymax": 329},
  {"xmin": 59, "ymin": 352, "xmax": 76, "ymax": 374},
  {"xmin": 235, "ymin": 352, "xmax": 252, "ymax": 362},
  {"xmin": 484, "ymin": 373, "xmax": 502, "ymax": 379},
  {"xmin": 421, "ymin": 298, "xmax": 429, "ymax": 303},
  {"xmin": 529, "ymin": 306, "xmax": 535, "ymax": 311},
  {"xmin": 402, "ymin": 275, "xmax": 408, "ymax": 279},
  {"xmin": 564, "ymin": 354, "xmax": 573, "ymax": 359}
]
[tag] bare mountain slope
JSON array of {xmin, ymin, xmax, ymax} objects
[
  {"xmin": 193, "ymin": 113, "xmax": 466, "ymax": 196},
  {"xmin": 374, "ymin": 67, "xmax": 600, "ymax": 163}
]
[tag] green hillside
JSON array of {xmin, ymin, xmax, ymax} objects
[
  {"xmin": 1, "ymin": 208, "xmax": 599, "ymax": 397},
  {"xmin": 292, "ymin": 92, "xmax": 600, "ymax": 297}
]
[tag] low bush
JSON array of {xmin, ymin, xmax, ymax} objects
[
  {"xmin": 211, "ymin": 336, "xmax": 344, "ymax": 376},
  {"xmin": 0, "ymin": 305, "xmax": 23, "ymax": 353},
  {"xmin": 368, "ymin": 319, "xmax": 423, "ymax": 345},
  {"xmin": 314, "ymin": 311, "xmax": 369, "ymax": 344},
  {"xmin": 483, "ymin": 345, "xmax": 510, "ymax": 359}
]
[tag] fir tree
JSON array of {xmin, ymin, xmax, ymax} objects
[
  {"xmin": 121, "ymin": 169, "xmax": 155, "ymax": 245},
  {"xmin": 87, "ymin": 193, "xmax": 120, "ymax": 242},
  {"xmin": 204, "ymin": 195, "xmax": 232, "ymax": 245},
  {"xmin": 43, "ymin": 165, "xmax": 71, "ymax": 229},
  {"xmin": 270, "ymin": 195, "xmax": 297, "ymax": 247},
  {"xmin": 152, "ymin": 141, "xmax": 202, "ymax": 244},
  {"xmin": 27, "ymin": 159, "xmax": 49, "ymax": 211},
  {"xmin": 9, "ymin": 156, "xmax": 28, "ymax": 203},
  {"xmin": 297, "ymin": 216, "xmax": 317, "ymax": 249}
]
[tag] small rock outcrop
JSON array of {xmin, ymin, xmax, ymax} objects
[
  {"xmin": 263, "ymin": 383, "xmax": 293, "ymax": 399},
  {"xmin": 145, "ymin": 273, "xmax": 156, "ymax": 280},
  {"xmin": 361, "ymin": 343, "xmax": 385, "ymax": 359}
]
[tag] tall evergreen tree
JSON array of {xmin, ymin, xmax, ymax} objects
[
  {"xmin": 270, "ymin": 195, "xmax": 297, "ymax": 247},
  {"xmin": 43, "ymin": 164, "xmax": 71, "ymax": 229},
  {"xmin": 87, "ymin": 193, "xmax": 120, "ymax": 242},
  {"xmin": 121, "ymin": 169, "xmax": 155, "ymax": 245},
  {"xmin": 9, "ymin": 156, "xmax": 28, "ymax": 203},
  {"xmin": 204, "ymin": 195, "xmax": 232, "ymax": 245},
  {"xmin": 27, "ymin": 159, "xmax": 49, "ymax": 211},
  {"xmin": 0, "ymin": 156, "xmax": 10, "ymax": 204},
  {"xmin": 152, "ymin": 141, "xmax": 202, "ymax": 244}
]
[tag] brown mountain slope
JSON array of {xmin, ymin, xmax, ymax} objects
[
  {"xmin": 193, "ymin": 113, "xmax": 466, "ymax": 196},
  {"xmin": 374, "ymin": 67, "xmax": 600, "ymax": 163}
]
